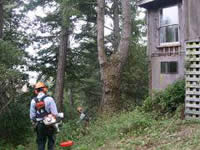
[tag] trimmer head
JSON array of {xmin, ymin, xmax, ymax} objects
[{"xmin": 60, "ymin": 140, "xmax": 74, "ymax": 147}]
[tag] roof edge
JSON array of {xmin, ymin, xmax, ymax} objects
[
  {"xmin": 138, "ymin": 0, "xmax": 182, "ymax": 9},
  {"xmin": 137, "ymin": 0, "xmax": 155, "ymax": 6}
]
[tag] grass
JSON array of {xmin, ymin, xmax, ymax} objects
[
  {"xmin": 70, "ymin": 109, "xmax": 200, "ymax": 150},
  {"xmin": 96, "ymin": 119, "xmax": 200, "ymax": 150},
  {"xmin": 3, "ymin": 109, "xmax": 200, "ymax": 150},
  {"xmin": 72, "ymin": 109, "xmax": 155, "ymax": 150}
]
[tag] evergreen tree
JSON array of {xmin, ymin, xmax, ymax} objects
[{"xmin": 0, "ymin": 0, "xmax": 32, "ymax": 143}]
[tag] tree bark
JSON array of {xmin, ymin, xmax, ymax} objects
[
  {"xmin": 0, "ymin": 0, "xmax": 3, "ymax": 39},
  {"xmin": 55, "ymin": 27, "xmax": 69, "ymax": 111},
  {"xmin": 100, "ymin": 57, "xmax": 121, "ymax": 113},
  {"xmin": 97, "ymin": 0, "xmax": 107, "ymax": 67},
  {"xmin": 113, "ymin": 0, "xmax": 120, "ymax": 52},
  {"xmin": 117, "ymin": 0, "xmax": 132, "ymax": 65},
  {"xmin": 97, "ymin": 0, "xmax": 132, "ymax": 113}
]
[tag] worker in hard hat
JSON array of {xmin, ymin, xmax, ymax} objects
[
  {"xmin": 30, "ymin": 81, "xmax": 58, "ymax": 150},
  {"xmin": 77, "ymin": 106, "xmax": 89, "ymax": 128}
]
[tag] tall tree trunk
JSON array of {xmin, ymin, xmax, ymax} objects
[
  {"xmin": 97, "ymin": 0, "xmax": 107, "ymax": 67},
  {"xmin": 113, "ymin": 0, "xmax": 120, "ymax": 52},
  {"xmin": 100, "ymin": 56, "xmax": 121, "ymax": 113},
  {"xmin": 55, "ymin": 27, "xmax": 69, "ymax": 111},
  {"xmin": 97, "ymin": 0, "xmax": 132, "ymax": 113},
  {"xmin": 0, "ymin": 0, "xmax": 3, "ymax": 39}
]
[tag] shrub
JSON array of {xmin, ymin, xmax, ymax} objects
[
  {"xmin": 0, "ymin": 92, "xmax": 32, "ymax": 145},
  {"xmin": 16, "ymin": 145, "xmax": 26, "ymax": 150},
  {"xmin": 143, "ymin": 79, "xmax": 185, "ymax": 116}
]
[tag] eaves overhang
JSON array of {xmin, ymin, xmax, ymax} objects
[
  {"xmin": 137, "ymin": 0, "xmax": 182, "ymax": 9},
  {"xmin": 138, "ymin": 0, "xmax": 155, "ymax": 7}
]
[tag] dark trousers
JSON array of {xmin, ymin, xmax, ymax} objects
[{"xmin": 36, "ymin": 123, "xmax": 56, "ymax": 150}]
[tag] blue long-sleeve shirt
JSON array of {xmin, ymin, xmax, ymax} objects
[{"xmin": 30, "ymin": 92, "xmax": 58, "ymax": 121}]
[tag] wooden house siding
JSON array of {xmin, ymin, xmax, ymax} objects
[
  {"xmin": 139, "ymin": 0, "xmax": 200, "ymax": 90},
  {"xmin": 147, "ymin": 9, "xmax": 159, "ymax": 90},
  {"xmin": 139, "ymin": 0, "xmax": 200, "ymax": 119},
  {"xmin": 184, "ymin": 0, "xmax": 200, "ymax": 41},
  {"xmin": 145, "ymin": 1, "xmax": 185, "ymax": 90}
]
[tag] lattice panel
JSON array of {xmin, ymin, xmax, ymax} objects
[{"xmin": 185, "ymin": 41, "xmax": 200, "ymax": 119}]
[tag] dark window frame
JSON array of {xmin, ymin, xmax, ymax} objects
[
  {"xmin": 161, "ymin": 61, "xmax": 178, "ymax": 74},
  {"xmin": 159, "ymin": 5, "xmax": 179, "ymax": 45}
]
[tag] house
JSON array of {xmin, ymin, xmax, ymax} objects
[{"xmin": 138, "ymin": 0, "xmax": 200, "ymax": 119}]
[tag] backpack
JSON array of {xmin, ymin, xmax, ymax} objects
[{"xmin": 34, "ymin": 95, "xmax": 49, "ymax": 119}]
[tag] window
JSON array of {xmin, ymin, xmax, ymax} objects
[
  {"xmin": 161, "ymin": 62, "xmax": 178, "ymax": 74},
  {"xmin": 160, "ymin": 6, "xmax": 179, "ymax": 44}
]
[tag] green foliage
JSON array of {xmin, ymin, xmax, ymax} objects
[
  {"xmin": 174, "ymin": 103, "xmax": 185, "ymax": 119},
  {"xmin": 56, "ymin": 120, "xmax": 81, "ymax": 143},
  {"xmin": 0, "ymin": 39, "xmax": 27, "ymax": 108},
  {"xmin": 0, "ymin": 1, "xmax": 30, "ymax": 147},
  {"xmin": 71, "ymin": 109, "xmax": 154, "ymax": 150},
  {"xmin": 121, "ymin": 44, "xmax": 148, "ymax": 109},
  {"xmin": 9, "ymin": 107, "xmax": 197, "ymax": 150},
  {"xmin": 94, "ymin": 118, "xmax": 200, "ymax": 150},
  {"xmin": 62, "ymin": 101, "xmax": 78, "ymax": 120},
  {"xmin": 73, "ymin": 113, "xmax": 200, "ymax": 150},
  {"xmin": 69, "ymin": 42, "xmax": 101, "ymax": 111},
  {"xmin": 26, "ymin": 0, "xmax": 101, "ymax": 112},
  {"xmin": 119, "ymin": 3, "xmax": 148, "ymax": 110},
  {"xmin": 143, "ymin": 79, "xmax": 185, "ymax": 116},
  {"xmin": 16, "ymin": 145, "xmax": 26, "ymax": 150},
  {"xmin": 3, "ymin": 0, "xmax": 31, "ymax": 50},
  {"xmin": 0, "ymin": 92, "xmax": 32, "ymax": 145},
  {"xmin": 15, "ymin": 109, "xmax": 155, "ymax": 150},
  {"xmin": 0, "ymin": 40, "xmax": 24, "ymax": 68}
]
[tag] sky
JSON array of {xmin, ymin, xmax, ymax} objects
[{"xmin": 25, "ymin": 7, "xmax": 48, "ymax": 85}]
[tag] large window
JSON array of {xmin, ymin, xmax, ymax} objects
[
  {"xmin": 161, "ymin": 62, "xmax": 178, "ymax": 74},
  {"xmin": 160, "ymin": 6, "xmax": 179, "ymax": 44}
]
